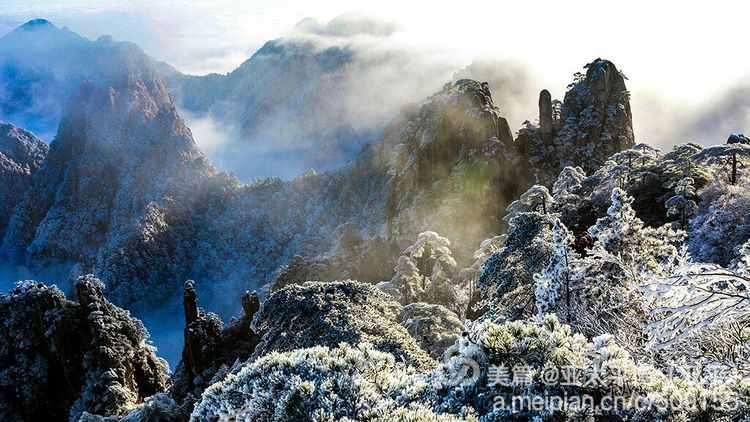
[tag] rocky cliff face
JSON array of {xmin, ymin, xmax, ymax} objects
[
  {"xmin": 517, "ymin": 58, "xmax": 635, "ymax": 183},
  {"xmin": 172, "ymin": 77, "xmax": 523, "ymax": 308},
  {"xmin": 0, "ymin": 276, "xmax": 169, "ymax": 422},
  {"xmin": 0, "ymin": 123, "xmax": 48, "ymax": 239},
  {"xmin": 377, "ymin": 79, "xmax": 520, "ymax": 256}
]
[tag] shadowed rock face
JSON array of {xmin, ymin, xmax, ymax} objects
[
  {"xmin": 0, "ymin": 276, "xmax": 169, "ymax": 422},
  {"xmin": 0, "ymin": 122, "xmax": 48, "ymax": 239},
  {"xmin": 563, "ymin": 59, "xmax": 634, "ymax": 162},
  {"xmin": 376, "ymin": 79, "xmax": 524, "ymax": 258}
]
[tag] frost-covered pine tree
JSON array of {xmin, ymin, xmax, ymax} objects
[
  {"xmin": 391, "ymin": 255, "xmax": 424, "ymax": 304},
  {"xmin": 552, "ymin": 166, "xmax": 586, "ymax": 198},
  {"xmin": 390, "ymin": 231, "xmax": 458, "ymax": 309},
  {"xmin": 588, "ymin": 160, "xmax": 632, "ymax": 206},
  {"xmin": 458, "ymin": 235, "xmax": 506, "ymax": 317},
  {"xmin": 665, "ymin": 176, "xmax": 698, "ymax": 229},
  {"xmin": 572, "ymin": 188, "xmax": 684, "ymax": 350},
  {"xmin": 588, "ymin": 187, "xmax": 639, "ymax": 250},
  {"xmin": 459, "ymin": 235, "xmax": 507, "ymax": 286},
  {"xmin": 588, "ymin": 188, "xmax": 684, "ymax": 281},
  {"xmin": 533, "ymin": 218, "xmax": 579, "ymax": 322},
  {"xmin": 503, "ymin": 184, "xmax": 554, "ymax": 223}
]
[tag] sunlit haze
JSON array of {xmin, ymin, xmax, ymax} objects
[{"xmin": 3, "ymin": 1, "xmax": 750, "ymax": 147}]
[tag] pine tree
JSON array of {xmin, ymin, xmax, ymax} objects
[
  {"xmin": 552, "ymin": 166, "xmax": 586, "ymax": 198},
  {"xmin": 504, "ymin": 184, "xmax": 554, "ymax": 223},
  {"xmin": 644, "ymin": 245, "xmax": 750, "ymax": 354},
  {"xmin": 665, "ymin": 176, "xmax": 698, "ymax": 229},
  {"xmin": 390, "ymin": 231, "xmax": 458, "ymax": 309},
  {"xmin": 533, "ymin": 218, "xmax": 579, "ymax": 322},
  {"xmin": 588, "ymin": 188, "xmax": 684, "ymax": 281}
]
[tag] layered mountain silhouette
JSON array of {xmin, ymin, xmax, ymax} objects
[{"xmin": 0, "ymin": 17, "xmax": 458, "ymax": 178}]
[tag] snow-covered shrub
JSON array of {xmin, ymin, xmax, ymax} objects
[
  {"xmin": 430, "ymin": 315, "xmax": 747, "ymax": 421},
  {"xmin": 552, "ymin": 166, "xmax": 586, "ymax": 198},
  {"xmin": 392, "ymin": 255, "xmax": 426, "ymax": 305},
  {"xmin": 191, "ymin": 343, "xmax": 418, "ymax": 421},
  {"xmin": 644, "ymin": 248, "xmax": 750, "ymax": 374},
  {"xmin": 570, "ymin": 189, "xmax": 683, "ymax": 351},
  {"xmin": 400, "ymin": 303, "xmax": 464, "ymax": 359},
  {"xmin": 660, "ymin": 143, "xmax": 708, "ymax": 187},
  {"xmin": 665, "ymin": 176, "xmax": 698, "ymax": 228},
  {"xmin": 587, "ymin": 188, "xmax": 684, "ymax": 280},
  {"xmin": 458, "ymin": 235, "xmax": 506, "ymax": 317},
  {"xmin": 534, "ymin": 218, "xmax": 579, "ymax": 321},
  {"xmin": 78, "ymin": 393, "xmax": 184, "ymax": 422},
  {"xmin": 251, "ymin": 280, "xmax": 435, "ymax": 370}
]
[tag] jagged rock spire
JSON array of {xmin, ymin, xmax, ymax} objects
[
  {"xmin": 539, "ymin": 89, "xmax": 553, "ymax": 141},
  {"xmin": 172, "ymin": 284, "xmax": 262, "ymax": 410},
  {"xmin": 241, "ymin": 290, "xmax": 261, "ymax": 319},
  {"xmin": 183, "ymin": 280, "xmax": 198, "ymax": 324},
  {"xmin": 516, "ymin": 58, "xmax": 635, "ymax": 182}
]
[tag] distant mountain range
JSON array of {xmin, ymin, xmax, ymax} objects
[
  {"xmin": 162, "ymin": 38, "xmax": 381, "ymax": 177},
  {"xmin": 0, "ymin": 19, "xmax": 455, "ymax": 177},
  {"xmin": 0, "ymin": 19, "xmax": 134, "ymax": 138}
]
